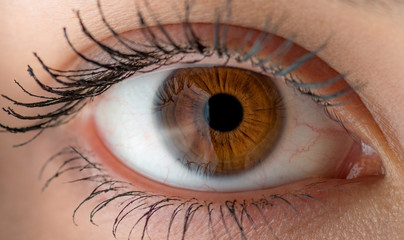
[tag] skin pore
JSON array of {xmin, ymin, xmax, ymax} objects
[{"xmin": 1, "ymin": 0, "xmax": 404, "ymax": 239}]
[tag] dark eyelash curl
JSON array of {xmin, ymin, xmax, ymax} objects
[
  {"xmin": 41, "ymin": 146, "xmax": 353, "ymax": 240},
  {"xmin": 0, "ymin": 0, "xmax": 352, "ymax": 146}
]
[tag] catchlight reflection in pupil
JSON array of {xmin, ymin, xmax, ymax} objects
[{"xmin": 154, "ymin": 67, "xmax": 284, "ymax": 176}]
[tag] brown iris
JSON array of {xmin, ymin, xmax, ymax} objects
[{"xmin": 154, "ymin": 67, "xmax": 284, "ymax": 176}]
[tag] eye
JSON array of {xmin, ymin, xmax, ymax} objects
[
  {"xmin": 86, "ymin": 3, "xmax": 388, "ymax": 192},
  {"xmin": 0, "ymin": 13, "xmax": 383, "ymax": 194},
  {"xmin": 94, "ymin": 64, "xmax": 358, "ymax": 191},
  {"xmin": 2, "ymin": 0, "xmax": 399, "ymax": 239}
]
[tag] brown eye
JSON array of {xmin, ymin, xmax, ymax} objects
[
  {"xmin": 94, "ymin": 64, "xmax": 359, "ymax": 191},
  {"xmin": 154, "ymin": 66, "xmax": 284, "ymax": 176}
]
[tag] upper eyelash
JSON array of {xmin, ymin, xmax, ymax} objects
[{"xmin": 0, "ymin": 0, "xmax": 348, "ymax": 144}]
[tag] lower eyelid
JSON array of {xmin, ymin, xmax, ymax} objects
[
  {"xmin": 45, "ymin": 121, "xmax": 383, "ymax": 239},
  {"xmin": 83, "ymin": 111, "xmax": 380, "ymax": 198},
  {"xmin": 36, "ymin": 85, "xmax": 388, "ymax": 236},
  {"xmin": 64, "ymin": 69, "xmax": 388, "ymax": 238},
  {"xmin": 39, "ymin": 64, "xmax": 387, "ymax": 238}
]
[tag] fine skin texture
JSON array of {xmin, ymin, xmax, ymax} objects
[{"xmin": 1, "ymin": 0, "xmax": 404, "ymax": 239}]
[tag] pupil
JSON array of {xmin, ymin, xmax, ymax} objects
[{"xmin": 203, "ymin": 93, "xmax": 244, "ymax": 132}]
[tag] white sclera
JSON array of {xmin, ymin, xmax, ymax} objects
[{"xmin": 94, "ymin": 67, "xmax": 354, "ymax": 192}]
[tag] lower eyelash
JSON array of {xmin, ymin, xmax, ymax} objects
[{"xmin": 40, "ymin": 146, "xmax": 354, "ymax": 240}]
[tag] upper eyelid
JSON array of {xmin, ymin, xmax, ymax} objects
[
  {"xmin": 0, "ymin": 26, "xmax": 337, "ymax": 149},
  {"xmin": 56, "ymin": 1, "xmax": 333, "ymax": 81},
  {"xmin": 63, "ymin": 1, "xmax": 320, "ymax": 58},
  {"xmin": 1, "ymin": 0, "xmax": 382, "ymax": 146},
  {"xmin": 61, "ymin": 0, "xmax": 381, "ymax": 89},
  {"xmin": 66, "ymin": 2, "xmax": 332, "ymax": 72},
  {"xmin": 34, "ymin": 0, "xmax": 372, "ymax": 80}
]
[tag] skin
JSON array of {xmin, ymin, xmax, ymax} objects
[{"xmin": 1, "ymin": 0, "xmax": 404, "ymax": 239}]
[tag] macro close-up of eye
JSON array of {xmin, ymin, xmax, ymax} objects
[
  {"xmin": 1, "ymin": 0, "xmax": 404, "ymax": 240},
  {"xmin": 87, "ymin": 20, "xmax": 384, "ymax": 194},
  {"xmin": 94, "ymin": 63, "xmax": 368, "ymax": 191}
]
